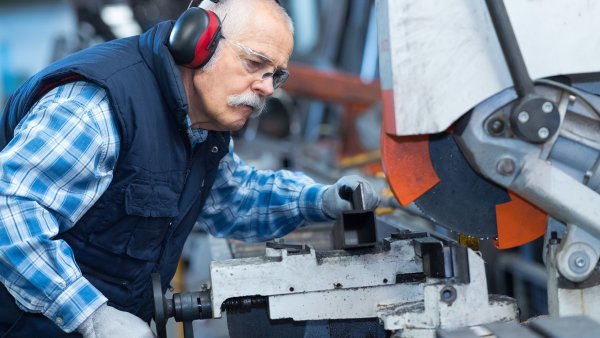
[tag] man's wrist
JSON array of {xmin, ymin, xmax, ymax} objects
[
  {"xmin": 43, "ymin": 276, "xmax": 107, "ymax": 332},
  {"xmin": 299, "ymin": 184, "xmax": 331, "ymax": 222}
]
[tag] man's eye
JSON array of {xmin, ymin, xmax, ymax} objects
[{"xmin": 243, "ymin": 58, "xmax": 265, "ymax": 73}]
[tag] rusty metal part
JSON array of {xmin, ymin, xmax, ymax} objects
[{"xmin": 282, "ymin": 63, "xmax": 381, "ymax": 156}]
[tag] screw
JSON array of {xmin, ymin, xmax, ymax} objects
[
  {"xmin": 497, "ymin": 158, "xmax": 515, "ymax": 175},
  {"xmin": 538, "ymin": 127, "xmax": 550, "ymax": 139},
  {"xmin": 488, "ymin": 119, "xmax": 505, "ymax": 135},
  {"xmin": 518, "ymin": 111, "xmax": 530, "ymax": 123},
  {"xmin": 569, "ymin": 251, "xmax": 590, "ymax": 273},
  {"xmin": 568, "ymin": 95, "xmax": 577, "ymax": 103},
  {"xmin": 542, "ymin": 102, "xmax": 554, "ymax": 113}
]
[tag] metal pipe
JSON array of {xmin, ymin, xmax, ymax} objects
[{"xmin": 485, "ymin": 0, "xmax": 535, "ymax": 97}]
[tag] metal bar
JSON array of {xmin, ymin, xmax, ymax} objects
[
  {"xmin": 485, "ymin": 0, "xmax": 535, "ymax": 97},
  {"xmin": 183, "ymin": 322, "xmax": 194, "ymax": 338},
  {"xmin": 510, "ymin": 155, "xmax": 600, "ymax": 240}
]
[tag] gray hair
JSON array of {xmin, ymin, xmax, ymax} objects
[{"xmin": 200, "ymin": 0, "xmax": 294, "ymax": 71}]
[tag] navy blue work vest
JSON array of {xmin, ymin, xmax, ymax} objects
[{"xmin": 0, "ymin": 20, "xmax": 230, "ymax": 330}]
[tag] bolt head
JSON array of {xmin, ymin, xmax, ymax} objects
[
  {"xmin": 568, "ymin": 251, "xmax": 591, "ymax": 274},
  {"xmin": 538, "ymin": 127, "xmax": 550, "ymax": 139},
  {"xmin": 518, "ymin": 111, "xmax": 530, "ymax": 123},
  {"xmin": 496, "ymin": 158, "xmax": 515, "ymax": 175},
  {"xmin": 542, "ymin": 101, "xmax": 554, "ymax": 113},
  {"xmin": 488, "ymin": 118, "xmax": 505, "ymax": 135}
]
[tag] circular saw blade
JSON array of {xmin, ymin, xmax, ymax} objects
[
  {"xmin": 381, "ymin": 118, "xmax": 547, "ymax": 247},
  {"xmin": 411, "ymin": 132, "xmax": 510, "ymax": 239}
]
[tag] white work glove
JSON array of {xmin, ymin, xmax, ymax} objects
[
  {"xmin": 77, "ymin": 303, "xmax": 155, "ymax": 338},
  {"xmin": 322, "ymin": 175, "xmax": 380, "ymax": 219}
]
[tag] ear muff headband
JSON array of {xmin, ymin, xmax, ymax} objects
[{"xmin": 168, "ymin": 7, "xmax": 222, "ymax": 68}]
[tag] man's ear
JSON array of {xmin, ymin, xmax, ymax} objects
[{"xmin": 168, "ymin": 7, "xmax": 223, "ymax": 68}]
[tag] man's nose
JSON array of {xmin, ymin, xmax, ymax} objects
[{"xmin": 251, "ymin": 76, "xmax": 275, "ymax": 97}]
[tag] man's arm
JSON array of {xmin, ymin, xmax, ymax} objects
[
  {"xmin": 0, "ymin": 81, "xmax": 119, "ymax": 332},
  {"xmin": 199, "ymin": 140, "xmax": 331, "ymax": 242}
]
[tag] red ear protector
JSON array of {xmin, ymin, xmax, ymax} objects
[{"xmin": 168, "ymin": 0, "xmax": 222, "ymax": 68}]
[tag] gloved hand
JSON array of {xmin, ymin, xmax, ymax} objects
[
  {"xmin": 322, "ymin": 175, "xmax": 380, "ymax": 219},
  {"xmin": 77, "ymin": 303, "xmax": 155, "ymax": 338}
]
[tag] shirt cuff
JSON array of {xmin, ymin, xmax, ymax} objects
[
  {"xmin": 299, "ymin": 183, "xmax": 333, "ymax": 222},
  {"xmin": 43, "ymin": 276, "xmax": 107, "ymax": 332}
]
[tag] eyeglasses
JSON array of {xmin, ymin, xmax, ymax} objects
[{"xmin": 222, "ymin": 38, "xmax": 290, "ymax": 89}]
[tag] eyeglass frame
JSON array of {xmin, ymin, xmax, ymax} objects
[{"xmin": 221, "ymin": 37, "xmax": 290, "ymax": 89}]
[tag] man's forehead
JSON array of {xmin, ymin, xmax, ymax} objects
[{"xmin": 234, "ymin": 5, "xmax": 293, "ymax": 65}]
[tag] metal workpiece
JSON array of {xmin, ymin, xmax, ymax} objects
[
  {"xmin": 332, "ymin": 209, "xmax": 377, "ymax": 250},
  {"xmin": 332, "ymin": 183, "xmax": 378, "ymax": 250},
  {"xmin": 209, "ymin": 237, "xmax": 422, "ymax": 319},
  {"xmin": 380, "ymin": 249, "xmax": 517, "ymax": 337}
]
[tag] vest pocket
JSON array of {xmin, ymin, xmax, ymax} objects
[
  {"xmin": 124, "ymin": 182, "xmax": 180, "ymax": 261},
  {"xmin": 125, "ymin": 182, "xmax": 180, "ymax": 218}
]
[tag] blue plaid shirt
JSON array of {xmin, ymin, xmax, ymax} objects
[{"xmin": 0, "ymin": 81, "xmax": 330, "ymax": 332}]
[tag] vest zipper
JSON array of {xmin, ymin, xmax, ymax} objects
[{"xmin": 157, "ymin": 131, "xmax": 203, "ymax": 270}]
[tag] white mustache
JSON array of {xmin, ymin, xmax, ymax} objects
[{"xmin": 227, "ymin": 92, "xmax": 267, "ymax": 118}]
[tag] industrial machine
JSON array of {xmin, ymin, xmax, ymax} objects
[{"xmin": 152, "ymin": 0, "xmax": 600, "ymax": 337}]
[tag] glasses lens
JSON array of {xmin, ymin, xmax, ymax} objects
[{"xmin": 272, "ymin": 69, "xmax": 289, "ymax": 89}]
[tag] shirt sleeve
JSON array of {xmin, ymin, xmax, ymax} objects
[
  {"xmin": 198, "ymin": 139, "xmax": 332, "ymax": 242},
  {"xmin": 0, "ymin": 81, "xmax": 120, "ymax": 332}
]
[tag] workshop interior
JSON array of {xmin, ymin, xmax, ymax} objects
[{"xmin": 1, "ymin": 0, "xmax": 600, "ymax": 337}]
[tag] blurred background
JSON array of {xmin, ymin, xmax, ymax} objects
[
  {"xmin": 0, "ymin": 0, "xmax": 384, "ymax": 192},
  {"xmin": 0, "ymin": 1, "xmax": 549, "ymax": 337}
]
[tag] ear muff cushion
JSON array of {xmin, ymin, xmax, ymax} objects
[{"xmin": 168, "ymin": 7, "xmax": 222, "ymax": 68}]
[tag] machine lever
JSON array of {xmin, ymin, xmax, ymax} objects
[
  {"xmin": 484, "ymin": 0, "xmax": 561, "ymax": 143},
  {"xmin": 485, "ymin": 0, "xmax": 534, "ymax": 98}
]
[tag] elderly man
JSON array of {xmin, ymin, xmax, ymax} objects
[{"xmin": 0, "ymin": 0, "xmax": 379, "ymax": 337}]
